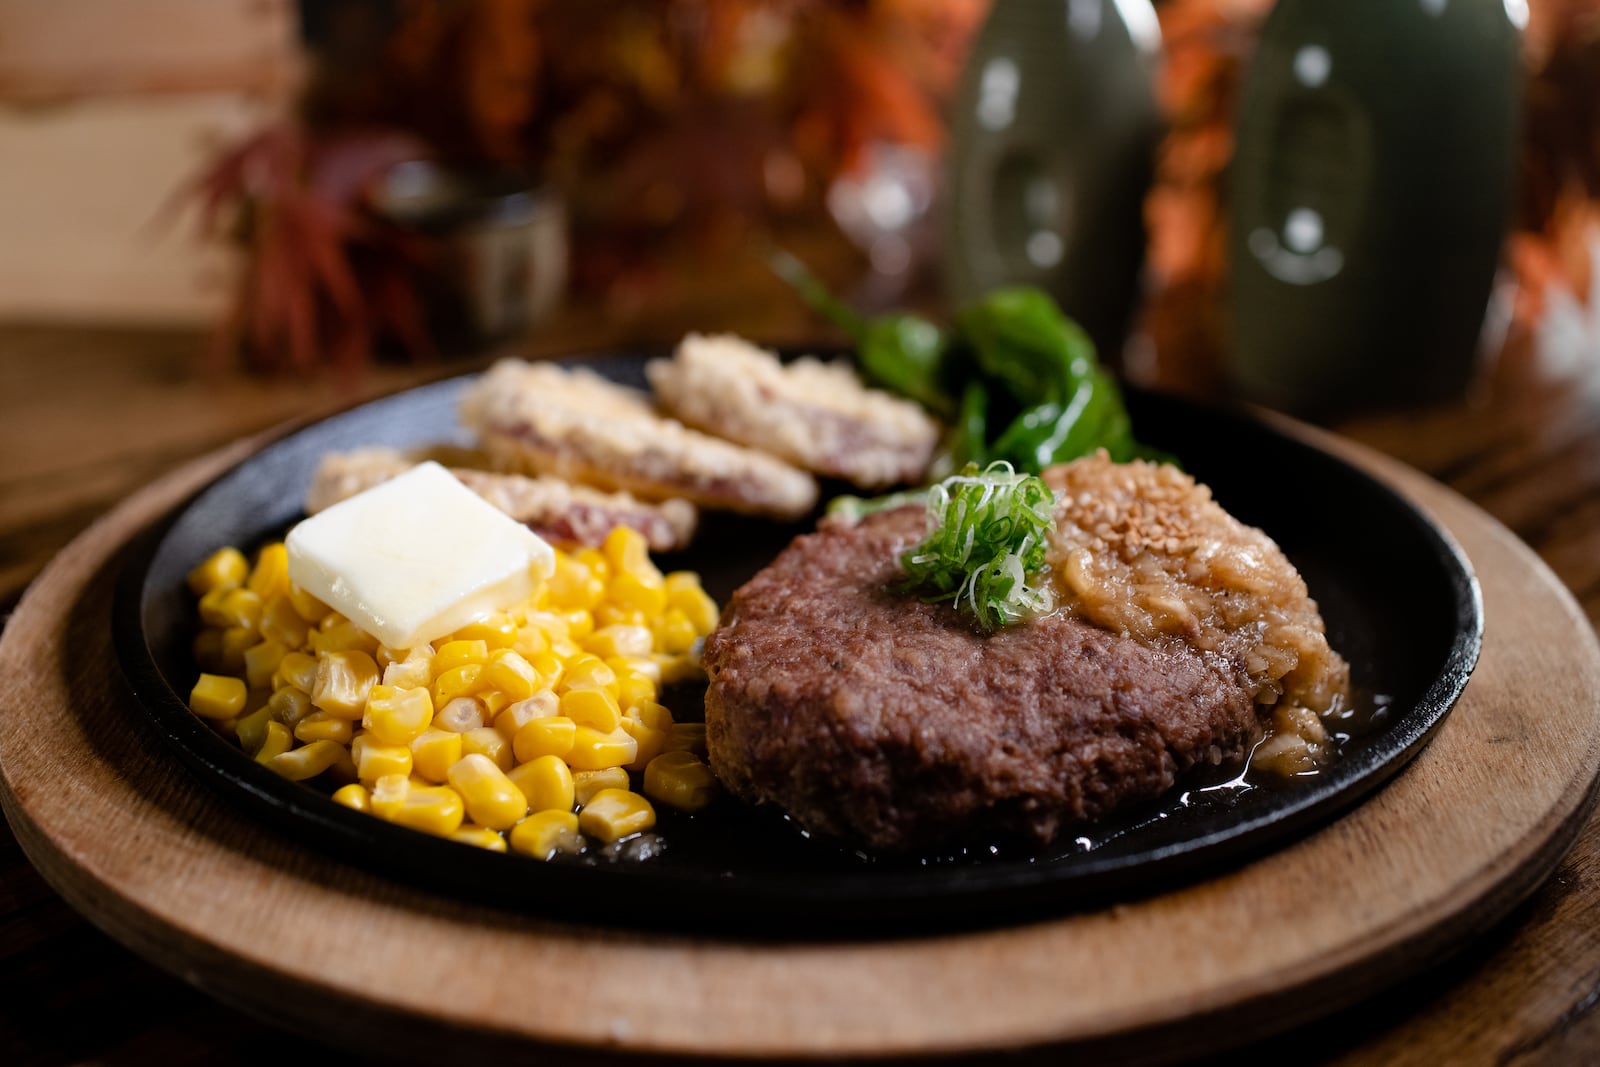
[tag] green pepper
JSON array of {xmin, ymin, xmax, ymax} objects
[
  {"xmin": 769, "ymin": 249, "xmax": 956, "ymax": 418},
  {"xmin": 772, "ymin": 255, "xmax": 1168, "ymax": 478},
  {"xmin": 957, "ymin": 288, "xmax": 1140, "ymax": 470},
  {"xmin": 956, "ymin": 287, "xmax": 1097, "ymax": 408}
]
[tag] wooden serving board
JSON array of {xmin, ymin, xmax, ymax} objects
[{"xmin": 2, "ymin": 425, "xmax": 1598, "ymax": 1064}]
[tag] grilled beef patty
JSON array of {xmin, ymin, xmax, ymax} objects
[{"xmin": 702, "ymin": 505, "xmax": 1265, "ymax": 851}]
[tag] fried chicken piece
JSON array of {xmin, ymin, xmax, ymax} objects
[
  {"xmin": 459, "ymin": 359, "xmax": 819, "ymax": 520},
  {"xmin": 647, "ymin": 333, "xmax": 941, "ymax": 489}
]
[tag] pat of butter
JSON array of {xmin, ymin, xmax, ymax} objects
[{"xmin": 285, "ymin": 461, "xmax": 554, "ymax": 649}]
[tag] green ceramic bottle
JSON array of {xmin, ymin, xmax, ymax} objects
[
  {"xmin": 1227, "ymin": 0, "xmax": 1524, "ymax": 412},
  {"xmin": 943, "ymin": 0, "xmax": 1163, "ymax": 365}
]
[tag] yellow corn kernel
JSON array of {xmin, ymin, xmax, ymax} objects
[
  {"xmin": 387, "ymin": 783, "xmax": 467, "ymax": 836},
  {"xmin": 219, "ymin": 626, "xmax": 255, "ymax": 673},
  {"xmin": 308, "ymin": 615, "xmax": 379, "ymax": 656},
  {"xmin": 409, "ymin": 728, "xmax": 463, "ymax": 784},
  {"xmin": 273, "ymin": 651, "xmax": 318, "ymax": 693},
  {"xmin": 192, "ymin": 629, "xmax": 226, "ymax": 672},
  {"xmin": 524, "ymin": 610, "xmax": 571, "ymax": 641},
  {"xmin": 615, "ymin": 670, "xmax": 658, "ymax": 713},
  {"xmin": 434, "ymin": 695, "xmax": 486, "ymax": 733},
  {"xmin": 530, "ymin": 650, "xmax": 566, "ymax": 689},
  {"xmin": 494, "ymin": 691, "xmax": 558, "ymax": 741},
  {"xmin": 559, "ymin": 654, "xmax": 616, "ymax": 695},
  {"xmin": 607, "ymin": 572, "xmax": 667, "ymax": 618},
  {"xmin": 286, "ymin": 581, "xmax": 329, "ymax": 623},
  {"xmin": 381, "ymin": 645, "xmax": 434, "ymax": 689},
  {"xmin": 369, "ymin": 774, "xmax": 410, "ymax": 819},
  {"xmin": 267, "ymin": 685, "xmax": 314, "ymax": 728},
  {"xmin": 549, "ymin": 633, "xmax": 584, "ymax": 660},
  {"xmin": 583, "ymin": 624, "xmax": 654, "ymax": 661},
  {"xmin": 512, "ymin": 716, "xmax": 576, "ymax": 763},
  {"xmin": 431, "ymin": 663, "xmax": 485, "ymax": 707},
  {"xmin": 665, "ymin": 721, "xmax": 708, "ymax": 756},
  {"xmin": 451, "ymin": 614, "xmax": 517, "ymax": 649},
  {"xmin": 559, "ymin": 687, "xmax": 622, "ymax": 732},
  {"xmin": 484, "ymin": 648, "xmax": 539, "ymax": 701},
  {"xmin": 511, "ymin": 625, "xmax": 550, "ymax": 660},
  {"xmin": 235, "ymin": 706, "xmax": 273, "ymax": 755},
  {"xmin": 295, "ymin": 711, "xmax": 354, "ymax": 745},
  {"xmin": 545, "ymin": 553, "xmax": 605, "ymax": 611},
  {"xmin": 627, "ymin": 701, "xmax": 674, "ymax": 734},
  {"xmin": 574, "ymin": 547, "xmax": 610, "ymax": 580},
  {"xmin": 578, "ymin": 788, "xmax": 656, "ymax": 843},
  {"xmin": 254, "ymin": 720, "xmax": 293, "ymax": 763},
  {"xmin": 557, "ymin": 608, "xmax": 594, "ymax": 642},
  {"xmin": 451, "ymin": 825, "xmax": 508, "ymax": 852},
  {"xmin": 508, "ymin": 754, "xmax": 575, "ymax": 814},
  {"xmin": 663, "ymin": 571, "xmax": 702, "ymax": 597},
  {"xmin": 267, "ymin": 739, "xmax": 346, "ymax": 781},
  {"xmin": 247, "ymin": 542, "xmax": 290, "ymax": 599},
  {"xmin": 644, "ymin": 751, "xmax": 719, "ymax": 812},
  {"xmin": 462, "ymin": 726, "xmax": 513, "ymax": 772},
  {"xmin": 602, "ymin": 526, "xmax": 654, "ymax": 579},
  {"xmin": 610, "ymin": 652, "xmax": 662, "ymax": 683},
  {"xmin": 363, "ymin": 684, "xmax": 433, "ymax": 745},
  {"xmin": 332, "ymin": 782, "xmax": 370, "ymax": 812},
  {"xmin": 434, "ymin": 639, "xmax": 489, "ymax": 674},
  {"xmin": 243, "ymin": 639, "xmax": 289, "ymax": 691},
  {"xmin": 567, "ymin": 725, "xmax": 638, "ymax": 772},
  {"xmin": 258, "ymin": 595, "xmax": 310, "ymax": 648},
  {"xmin": 190, "ymin": 673, "xmax": 247, "ymax": 720},
  {"xmin": 481, "ymin": 690, "xmax": 512, "ymax": 717},
  {"xmin": 654, "ymin": 609, "xmax": 699, "ymax": 655},
  {"xmin": 620, "ymin": 717, "xmax": 667, "ymax": 772},
  {"xmin": 666, "ymin": 577, "xmax": 720, "ymax": 635},
  {"xmin": 655, "ymin": 652, "xmax": 704, "ymax": 686},
  {"xmin": 353, "ymin": 734, "xmax": 414, "ymax": 782},
  {"xmin": 311, "ymin": 650, "xmax": 380, "ymax": 719},
  {"xmin": 188, "ymin": 547, "xmax": 249, "ymax": 596},
  {"xmin": 572, "ymin": 766, "xmax": 629, "ymax": 806},
  {"xmin": 593, "ymin": 604, "xmax": 648, "ymax": 630},
  {"xmin": 509, "ymin": 810, "xmax": 583, "ymax": 860},
  {"xmin": 447, "ymin": 753, "xmax": 528, "ymax": 830}
]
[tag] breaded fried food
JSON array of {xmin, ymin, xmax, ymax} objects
[
  {"xmin": 460, "ymin": 359, "xmax": 820, "ymax": 520},
  {"xmin": 647, "ymin": 333, "xmax": 941, "ymax": 489},
  {"xmin": 306, "ymin": 446, "xmax": 698, "ymax": 552}
]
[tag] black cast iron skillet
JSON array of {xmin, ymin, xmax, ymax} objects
[{"xmin": 114, "ymin": 351, "xmax": 1482, "ymax": 936}]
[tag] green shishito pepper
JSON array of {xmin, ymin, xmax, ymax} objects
[
  {"xmin": 769, "ymin": 249, "xmax": 955, "ymax": 419},
  {"xmin": 772, "ymin": 252, "xmax": 1154, "ymax": 474},
  {"xmin": 957, "ymin": 288, "xmax": 1140, "ymax": 470}
]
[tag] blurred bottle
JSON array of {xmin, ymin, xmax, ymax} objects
[
  {"xmin": 1227, "ymin": 0, "xmax": 1524, "ymax": 413},
  {"xmin": 943, "ymin": 0, "xmax": 1163, "ymax": 365}
]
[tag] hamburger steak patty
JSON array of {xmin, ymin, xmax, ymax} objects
[{"xmin": 702, "ymin": 505, "xmax": 1266, "ymax": 851}]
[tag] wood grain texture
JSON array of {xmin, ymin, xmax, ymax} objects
[{"xmin": 1, "ymin": 419, "xmax": 1597, "ymax": 1063}]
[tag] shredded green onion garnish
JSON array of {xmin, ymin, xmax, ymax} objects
[
  {"xmin": 899, "ymin": 461, "xmax": 1057, "ymax": 633},
  {"xmin": 826, "ymin": 487, "xmax": 930, "ymax": 524}
]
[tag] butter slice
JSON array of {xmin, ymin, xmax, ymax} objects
[{"xmin": 286, "ymin": 461, "xmax": 554, "ymax": 649}]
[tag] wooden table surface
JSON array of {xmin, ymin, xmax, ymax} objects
[{"xmin": 2, "ymin": 310, "xmax": 1599, "ymax": 1065}]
